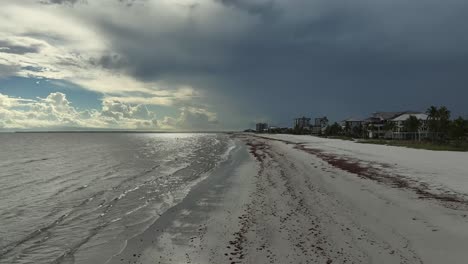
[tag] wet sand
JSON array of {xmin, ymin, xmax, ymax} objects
[{"xmin": 106, "ymin": 139, "xmax": 257, "ymax": 264}]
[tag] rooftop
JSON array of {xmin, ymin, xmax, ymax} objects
[{"xmin": 392, "ymin": 113, "xmax": 428, "ymax": 121}]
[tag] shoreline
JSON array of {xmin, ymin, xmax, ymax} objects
[
  {"xmin": 106, "ymin": 138, "xmax": 257, "ymax": 264},
  {"xmin": 107, "ymin": 134, "xmax": 468, "ymax": 263}
]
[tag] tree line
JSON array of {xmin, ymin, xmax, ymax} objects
[{"xmin": 324, "ymin": 106, "xmax": 467, "ymax": 143}]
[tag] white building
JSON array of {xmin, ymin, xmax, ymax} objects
[{"xmin": 391, "ymin": 113, "xmax": 429, "ymax": 140}]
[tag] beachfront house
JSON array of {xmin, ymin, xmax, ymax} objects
[
  {"xmin": 364, "ymin": 111, "xmax": 431, "ymax": 139},
  {"xmin": 366, "ymin": 112, "xmax": 405, "ymax": 139},
  {"xmin": 342, "ymin": 118, "xmax": 366, "ymax": 130},
  {"xmin": 390, "ymin": 113, "xmax": 429, "ymax": 140},
  {"xmin": 342, "ymin": 117, "xmax": 367, "ymax": 137}
]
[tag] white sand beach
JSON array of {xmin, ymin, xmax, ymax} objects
[{"xmin": 110, "ymin": 134, "xmax": 468, "ymax": 264}]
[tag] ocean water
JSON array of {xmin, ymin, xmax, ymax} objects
[{"xmin": 0, "ymin": 133, "xmax": 234, "ymax": 264}]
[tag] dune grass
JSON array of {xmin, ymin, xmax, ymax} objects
[
  {"xmin": 326, "ymin": 136, "xmax": 355, "ymax": 141},
  {"xmin": 357, "ymin": 139, "xmax": 468, "ymax": 151}
]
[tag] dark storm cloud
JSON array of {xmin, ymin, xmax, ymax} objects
[
  {"xmin": 0, "ymin": 40, "xmax": 41, "ymax": 55},
  {"xmin": 89, "ymin": 53, "xmax": 127, "ymax": 70},
  {"xmin": 215, "ymin": 0, "xmax": 279, "ymax": 19},
  {"xmin": 92, "ymin": 18, "xmax": 230, "ymax": 80},
  {"xmin": 94, "ymin": 0, "xmax": 468, "ymax": 75},
  {"xmin": 79, "ymin": 0, "xmax": 468, "ymax": 125}
]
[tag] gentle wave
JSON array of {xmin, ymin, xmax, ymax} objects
[{"xmin": 0, "ymin": 133, "xmax": 233, "ymax": 264}]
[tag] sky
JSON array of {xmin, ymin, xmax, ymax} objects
[{"xmin": 0, "ymin": 0, "xmax": 467, "ymax": 131}]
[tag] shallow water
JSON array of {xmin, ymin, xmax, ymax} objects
[{"xmin": 0, "ymin": 133, "xmax": 233, "ymax": 264}]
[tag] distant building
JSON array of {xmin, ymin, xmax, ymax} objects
[
  {"xmin": 256, "ymin": 123, "xmax": 268, "ymax": 133},
  {"xmin": 366, "ymin": 112, "xmax": 406, "ymax": 139},
  {"xmin": 341, "ymin": 117, "xmax": 366, "ymax": 130},
  {"xmin": 365, "ymin": 111, "xmax": 428, "ymax": 139},
  {"xmin": 311, "ymin": 117, "xmax": 329, "ymax": 135},
  {"xmin": 294, "ymin": 116, "xmax": 311, "ymax": 130},
  {"xmin": 391, "ymin": 113, "xmax": 429, "ymax": 140},
  {"xmin": 341, "ymin": 117, "xmax": 367, "ymax": 137}
]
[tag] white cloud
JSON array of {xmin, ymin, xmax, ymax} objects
[
  {"xmin": 0, "ymin": 92, "xmax": 218, "ymax": 130},
  {"xmin": 0, "ymin": 92, "xmax": 156, "ymax": 129},
  {"xmin": 160, "ymin": 106, "xmax": 218, "ymax": 130},
  {"xmin": 0, "ymin": 1, "xmax": 203, "ymax": 107}
]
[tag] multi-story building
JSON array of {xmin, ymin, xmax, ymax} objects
[
  {"xmin": 365, "ymin": 111, "xmax": 430, "ymax": 139},
  {"xmin": 390, "ymin": 113, "xmax": 429, "ymax": 140},
  {"xmin": 341, "ymin": 117, "xmax": 366, "ymax": 130},
  {"xmin": 294, "ymin": 117, "xmax": 311, "ymax": 130},
  {"xmin": 366, "ymin": 112, "xmax": 405, "ymax": 139},
  {"xmin": 256, "ymin": 123, "xmax": 269, "ymax": 133},
  {"xmin": 311, "ymin": 117, "xmax": 329, "ymax": 135}
]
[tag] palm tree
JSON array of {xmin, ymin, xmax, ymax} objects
[
  {"xmin": 383, "ymin": 121, "xmax": 396, "ymax": 131},
  {"xmin": 344, "ymin": 122, "xmax": 351, "ymax": 136},
  {"xmin": 438, "ymin": 106, "xmax": 451, "ymax": 140},
  {"xmin": 426, "ymin": 106, "xmax": 439, "ymax": 141},
  {"xmin": 404, "ymin": 115, "xmax": 421, "ymax": 141},
  {"xmin": 325, "ymin": 122, "xmax": 342, "ymax": 136},
  {"xmin": 449, "ymin": 117, "xmax": 466, "ymax": 141},
  {"xmin": 426, "ymin": 106, "xmax": 438, "ymax": 118},
  {"xmin": 383, "ymin": 121, "xmax": 396, "ymax": 139}
]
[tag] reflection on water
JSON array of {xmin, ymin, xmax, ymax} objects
[{"xmin": 0, "ymin": 133, "xmax": 232, "ymax": 264}]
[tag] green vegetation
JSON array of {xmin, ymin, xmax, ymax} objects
[
  {"xmin": 404, "ymin": 115, "xmax": 421, "ymax": 135},
  {"xmin": 383, "ymin": 121, "xmax": 396, "ymax": 132},
  {"xmin": 449, "ymin": 117, "xmax": 467, "ymax": 141},
  {"xmin": 291, "ymin": 127, "xmax": 309, "ymax": 135},
  {"xmin": 327, "ymin": 135, "xmax": 355, "ymax": 141},
  {"xmin": 258, "ymin": 105, "xmax": 467, "ymax": 152},
  {"xmin": 332, "ymin": 105, "xmax": 468, "ymax": 151},
  {"xmin": 324, "ymin": 122, "xmax": 343, "ymax": 136},
  {"xmin": 323, "ymin": 123, "xmax": 354, "ymax": 141},
  {"xmin": 358, "ymin": 139, "xmax": 468, "ymax": 152},
  {"xmin": 426, "ymin": 106, "xmax": 453, "ymax": 141}
]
